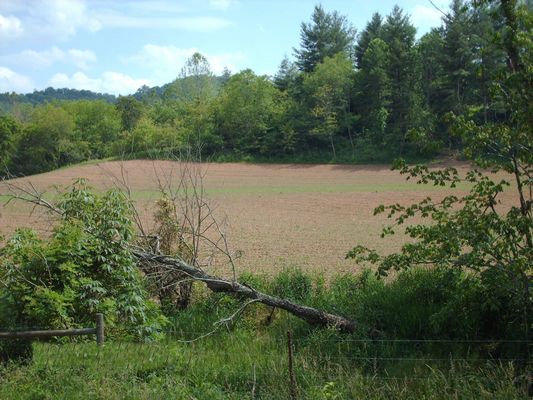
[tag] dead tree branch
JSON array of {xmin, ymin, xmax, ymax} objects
[{"xmin": 133, "ymin": 250, "xmax": 358, "ymax": 333}]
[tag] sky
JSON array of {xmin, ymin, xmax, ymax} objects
[{"xmin": 0, "ymin": 0, "xmax": 448, "ymax": 95}]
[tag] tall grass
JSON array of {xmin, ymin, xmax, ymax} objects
[
  {"xmin": 0, "ymin": 267, "xmax": 530, "ymax": 399},
  {"xmin": 0, "ymin": 339, "xmax": 526, "ymax": 399}
]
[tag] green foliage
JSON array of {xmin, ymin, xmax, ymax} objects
[
  {"xmin": 64, "ymin": 100, "xmax": 121, "ymax": 159},
  {"xmin": 11, "ymin": 104, "xmax": 82, "ymax": 175},
  {"xmin": 270, "ymin": 267, "xmax": 312, "ymax": 302},
  {"xmin": 162, "ymin": 53, "xmax": 221, "ymax": 153},
  {"xmin": 116, "ymin": 96, "xmax": 144, "ymax": 132},
  {"xmin": 0, "ymin": 266, "xmax": 529, "ymax": 397},
  {"xmin": 113, "ymin": 116, "xmax": 181, "ymax": 157},
  {"xmin": 303, "ymin": 52, "xmax": 356, "ymax": 158},
  {"xmin": 0, "ymin": 2, "xmax": 527, "ymax": 172},
  {"xmin": 380, "ymin": 6, "xmax": 419, "ymax": 152},
  {"xmin": 0, "ymin": 115, "xmax": 19, "ymax": 170},
  {"xmin": 347, "ymin": 0, "xmax": 532, "ymax": 351},
  {"xmin": 177, "ymin": 52, "xmax": 218, "ymax": 103},
  {"xmin": 294, "ymin": 5, "xmax": 356, "ymax": 73},
  {"xmin": 215, "ymin": 69, "xmax": 292, "ymax": 155},
  {"xmin": 347, "ymin": 162, "xmax": 531, "ymax": 337},
  {"xmin": 0, "ymin": 181, "xmax": 167, "ymax": 340},
  {"xmin": 355, "ymin": 12, "xmax": 383, "ymax": 68},
  {"xmin": 358, "ymin": 38, "xmax": 390, "ymax": 145},
  {"xmin": 273, "ymin": 56, "xmax": 299, "ymax": 91}
]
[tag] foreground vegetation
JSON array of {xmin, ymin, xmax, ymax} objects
[
  {"xmin": 1, "ymin": 341, "xmax": 524, "ymax": 399},
  {"xmin": 0, "ymin": 268, "xmax": 530, "ymax": 399}
]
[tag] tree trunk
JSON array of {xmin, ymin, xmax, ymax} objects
[{"xmin": 133, "ymin": 250, "xmax": 357, "ymax": 333}]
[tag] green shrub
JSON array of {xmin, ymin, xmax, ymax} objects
[
  {"xmin": 270, "ymin": 267, "xmax": 312, "ymax": 302},
  {"xmin": 0, "ymin": 181, "xmax": 167, "ymax": 343}
]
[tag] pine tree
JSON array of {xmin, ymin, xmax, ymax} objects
[
  {"xmin": 381, "ymin": 6, "xmax": 417, "ymax": 152},
  {"xmin": 468, "ymin": 3, "xmax": 507, "ymax": 123},
  {"xmin": 294, "ymin": 5, "xmax": 356, "ymax": 72},
  {"xmin": 358, "ymin": 38, "xmax": 391, "ymax": 145},
  {"xmin": 355, "ymin": 12, "xmax": 383, "ymax": 69},
  {"xmin": 273, "ymin": 56, "xmax": 299, "ymax": 91},
  {"xmin": 440, "ymin": 0, "xmax": 474, "ymax": 117}
]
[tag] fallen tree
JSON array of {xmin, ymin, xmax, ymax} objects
[{"xmin": 133, "ymin": 249, "xmax": 357, "ymax": 332}]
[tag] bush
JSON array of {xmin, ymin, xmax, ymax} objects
[
  {"xmin": 0, "ymin": 293, "xmax": 33, "ymax": 365},
  {"xmin": 270, "ymin": 267, "xmax": 312, "ymax": 302},
  {"xmin": 0, "ymin": 181, "xmax": 167, "ymax": 343}
]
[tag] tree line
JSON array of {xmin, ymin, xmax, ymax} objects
[{"xmin": 1, "ymin": 0, "xmax": 531, "ymax": 175}]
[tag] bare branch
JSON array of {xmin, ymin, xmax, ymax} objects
[{"xmin": 134, "ymin": 250, "xmax": 358, "ymax": 333}]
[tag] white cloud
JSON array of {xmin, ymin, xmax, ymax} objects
[
  {"xmin": 122, "ymin": 1, "xmax": 189, "ymax": 14},
  {"xmin": 411, "ymin": 4, "xmax": 445, "ymax": 35},
  {"xmin": 96, "ymin": 12, "xmax": 230, "ymax": 32},
  {"xmin": 49, "ymin": 71, "xmax": 150, "ymax": 95},
  {"xmin": 1, "ymin": 1, "xmax": 230, "ymax": 42},
  {"xmin": 101, "ymin": 72, "xmax": 150, "ymax": 95},
  {"xmin": 5, "ymin": 47, "xmax": 96, "ymax": 70},
  {"xmin": 30, "ymin": 0, "xmax": 102, "ymax": 36},
  {"xmin": 1, "ymin": 0, "xmax": 102, "ymax": 40},
  {"xmin": 127, "ymin": 44, "xmax": 246, "ymax": 84},
  {"xmin": 0, "ymin": 14, "xmax": 23, "ymax": 38},
  {"xmin": 66, "ymin": 49, "xmax": 97, "ymax": 69},
  {"xmin": 209, "ymin": 0, "xmax": 233, "ymax": 10},
  {"xmin": 0, "ymin": 66, "xmax": 34, "ymax": 93},
  {"xmin": 207, "ymin": 53, "xmax": 246, "ymax": 75}
]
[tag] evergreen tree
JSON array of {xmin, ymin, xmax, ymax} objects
[
  {"xmin": 355, "ymin": 12, "xmax": 383, "ymax": 69},
  {"xmin": 417, "ymin": 28, "xmax": 447, "ymax": 145},
  {"xmin": 440, "ymin": 0, "xmax": 474, "ymax": 118},
  {"xmin": 358, "ymin": 38, "xmax": 391, "ymax": 145},
  {"xmin": 294, "ymin": 5, "xmax": 356, "ymax": 72},
  {"xmin": 468, "ymin": 3, "xmax": 507, "ymax": 124},
  {"xmin": 381, "ymin": 5, "xmax": 418, "ymax": 152},
  {"xmin": 116, "ymin": 96, "xmax": 143, "ymax": 132},
  {"xmin": 417, "ymin": 29, "xmax": 445, "ymax": 114},
  {"xmin": 273, "ymin": 56, "xmax": 299, "ymax": 92},
  {"xmin": 219, "ymin": 67, "xmax": 232, "ymax": 86}
]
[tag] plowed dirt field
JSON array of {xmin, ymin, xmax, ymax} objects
[{"xmin": 0, "ymin": 160, "xmax": 515, "ymax": 277}]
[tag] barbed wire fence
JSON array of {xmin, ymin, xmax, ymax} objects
[{"xmin": 2, "ymin": 323, "xmax": 531, "ymax": 398}]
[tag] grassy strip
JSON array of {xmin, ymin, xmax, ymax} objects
[
  {"xmin": 1, "ymin": 267, "xmax": 529, "ymax": 399},
  {"xmin": 0, "ymin": 338, "xmax": 526, "ymax": 399}
]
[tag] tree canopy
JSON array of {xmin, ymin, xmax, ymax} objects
[{"xmin": 1, "ymin": 2, "xmax": 531, "ymax": 175}]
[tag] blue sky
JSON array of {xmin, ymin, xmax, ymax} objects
[{"xmin": 0, "ymin": 0, "xmax": 448, "ymax": 95}]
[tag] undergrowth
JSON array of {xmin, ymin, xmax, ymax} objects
[{"xmin": 0, "ymin": 267, "xmax": 530, "ymax": 399}]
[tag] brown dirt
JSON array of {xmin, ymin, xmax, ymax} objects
[{"xmin": 0, "ymin": 160, "xmax": 517, "ymax": 277}]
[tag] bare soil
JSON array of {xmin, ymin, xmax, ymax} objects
[{"xmin": 0, "ymin": 160, "xmax": 516, "ymax": 277}]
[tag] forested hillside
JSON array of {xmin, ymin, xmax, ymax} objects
[{"xmin": 0, "ymin": 1, "xmax": 530, "ymax": 175}]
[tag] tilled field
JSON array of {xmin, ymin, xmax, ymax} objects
[{"xmin": 0, "ymin": 160, "xmax": 516, "ymax": 276}]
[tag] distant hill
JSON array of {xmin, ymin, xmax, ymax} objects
[
  {"xmin": 0, "ymin": 87, "xmax": 117, "ymax": 112},
  {"xmin": 0, "ymin": 73, "xmax": 232, "ymax": 112}
]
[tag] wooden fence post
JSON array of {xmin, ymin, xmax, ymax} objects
[
  {"xmin": 287, "ymin": 330, "xmax": 297, "ymax": 400},
  {"xmin": 96, "ymin": 313, "xmax": 104, "ymax": 346}
]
